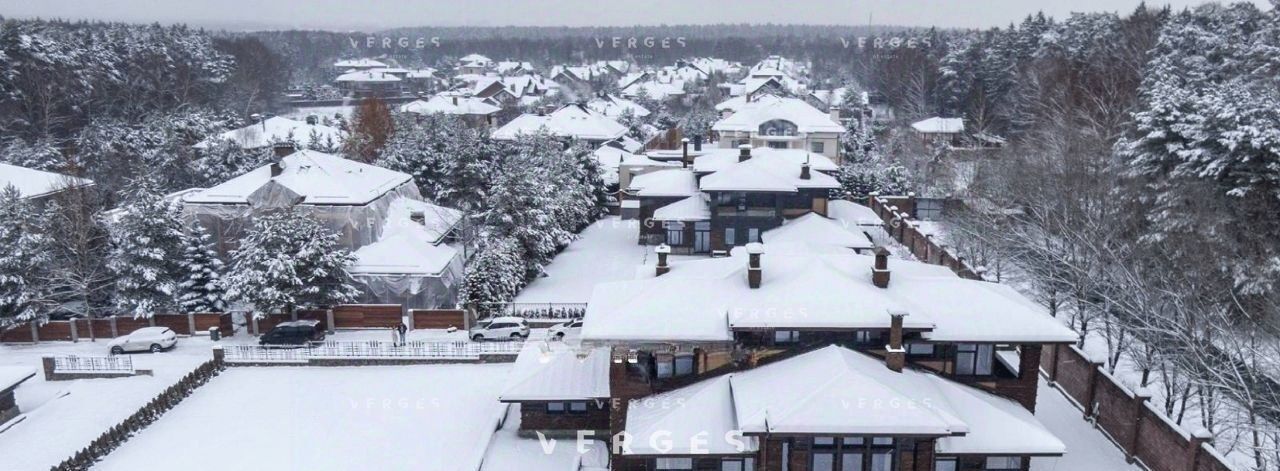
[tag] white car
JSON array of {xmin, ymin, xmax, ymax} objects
[
  {"xmin": 469, "ymin": 317, "xmax": 530, "ymax": 341},
  {"xmin": 547, "ymin": 319, "xmax": 583, "ymax": 340},
  {"xmin": 108, "ymin": 327, "xmax": 178, "ymax": 354}
]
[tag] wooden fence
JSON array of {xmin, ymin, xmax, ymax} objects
[
  {"xmin": 1042, "ymin": 344, "xmax": 1238, "ymax": 471},
  {"xmin": 866, "ymin": 194, "xmax": 985, "ymax": 281},
  {"xmin": 0, "ymin": 313, "xmax": 234, "ymax": 344}
]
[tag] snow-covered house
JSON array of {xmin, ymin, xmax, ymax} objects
[
  {"xmin": 712, "ymin": 95, "xmax": 844, "ymax": 162},
  {"xmin": 179, "ymin": 149, "xmax": 464, "ymax": 307},
  {"xmin": 194, "ymin": 116, "xmax": 345, "ymax": 151},
  {"xmin": 0, "ymin": 366, "xmax": 35, "ymax": 424},
  {"xmin": 399, "ymin": 94, "xmax": 501, "ymax": 128},
  {"xmin": 334, "ymin": 69, "xmax": 402, "ymax": 97},
  {"xmin": 593, "ymin": 143, "xmax": 675, "ymax": 190},
  {"xmin": 403, "ymin": 68, "xmax": 440, "ymax": 94},
  {"xmin": 911, "ymin": 117, "xmax": 965, "ymax": 145},
  {"xmin": 491, "ymin": 104, "xmax": 628, "ymax": 146},
  {"xmin": 332, "ymin": 58, "xmax": 388, "ymax": 70},
  {"xmin": 0, "ymin": 163, "xmax": 94, "ymax": 202},
  {"xmin": 457, "ymin": 54, "xmax": 493, "ymax": 75},
  {"xmin": 578, "ymin": 246, "xmax": 1078, "ymax": 470},
  {"xmin": 495, "ymin": 60, "xmax": 533, "ymax": 75},
  {"xmin": 499, "ymin": 344, "xmax": 612, "ymax": 437},
  {"xmin": 586, "ymin": 93, "xmax": 650, "ymax": 119},
  {"xmin": 620, "ymin": 78, "xmax": 686, "ymax": 102}
]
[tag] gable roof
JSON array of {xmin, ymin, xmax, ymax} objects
[
  {"xmin": 194, "ymin": 116, "xmax": 345, "ymax": 150},
  {"xmin": 762, "ymin": 212, "xmax": 874, "ymax": 250},
  {"xmin": 912, "ymin": 117, "xmax": 965, "ymax": 134},
  {"xmin": 500, "ymin": 344, "xmax": 611, "ymax": 401},
  {"xmin": 652, "ymin": 194, "xmax": 711, "ymax": 222},
  {"xmin": 697, "ymin": 151, "xmax": 839, "ymax": 192},
  {"xmin": 0, "ymin": 163, "xmax": 94, "ymax": 200},
  {"xmin": 333, "ymin": 58, "xmax": 387, "ymax": 68},
  {"xmin": 627, "ymin": 168, "xmax": 699, "ymax": 198},
  {"xmin": 711, "ymin": 95, "xmax": 843, "ymax": 134},
  {"xmin": 350, "ymin": 198, "xmax": 462, "ymax": 276},
  {"xmin": 182, "ymin": 150, "xmax": 411, "ymax": 206},
  {"xmin": 335, "ymin": 70, "xmax": 402, "ymax": 83},
  {"xmin": 399, "ymin": 96, "xmax": 500, "ymax": 116},
  {"xmin": 587, "ymin": 94, "xmax": 651, "ymax": 118},
  {"xmin": 491, "ymin": 104, "xmax": 627, "ymax": 141}
]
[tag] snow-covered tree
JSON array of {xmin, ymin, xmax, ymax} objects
[
  {"xmin": 176, "ymin": 223, "xmax": 227, "ymax": 314},
  {"xmin": 461, "ymin": 236, "xmax": 525, "ymax": 316},
  {"xmin": 0, "ymin": 186, "xmax": 52, "ymax": 325},
  {"xmin": 376, "ymin": 113, "xmax": 496, "ymax": 211},
  {"xmin": 224, "ymin": 209, "xmax": 360, "ymax": 318},
  {"xmin": 106, "ymin": 177, "xmax": 186, "ymax": 318}
]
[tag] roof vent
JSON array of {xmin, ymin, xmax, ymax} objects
[
  {"xmin": 746, "ymin": 242, "xmax": 764, "ymax": 289},
  {"xmin": 738, "ymin": 144, "xmax": 751, "ymax": 163}
]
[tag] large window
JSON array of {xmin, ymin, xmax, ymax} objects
[
  {"xmin": 908, "ymin": 343, "xmax": 936, "ymax": 356},
  {"xmin": 721, "ymin": 457, "xmax": 755, "ymax": 471},
  {"xmin": 955, "ymin": 343, "xmax": 994, "ymax": 376},
  {"xmin": 767, "ymin": 140, "xmax": 789, "ymax": 149},
  {"xmin": 665, "ymin": 221, "xmax": 685, "ymax": 245},
  {"xmin": 775, "ymin": 330, "xmax": 801, "ymax": 344},
  {"xmin": 655, "ymin": 354, "xmax": 696, "ymax": 379},
  {"xmin": 656, "ymin": 458, "xmax": 694, "ymax": 470},
  {"xmin": 812, "ymin": 437, "xmax": 895, "ymax": 471},
  {"xmin": 725, "ymin": 227, "xmax": 737, "ymax": 247},
  {"xmin": 985, "ymin": 457, "xmax": 1022, "ymax": 470},
  {"xmin": 545, "ymin": 401, "xmax": 588, "ymax": 414},
  {"xmin": 810, "ymin": 141, "xmax": 825, "ymax": 153},
  {"xmin": 934, "ymin": 458, "xmax": 957, "ymax": 471},
  {"xmin": 748, "ymin": 228, "xmax": 760, "ymax": 243}
]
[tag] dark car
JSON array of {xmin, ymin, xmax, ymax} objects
[{"xmin": 259, "ymin": 320, "xmax": 325, "ymax": 346}]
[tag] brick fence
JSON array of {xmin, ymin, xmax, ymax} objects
[
  {"xmin": 1042, "ymin": 344, "xmax": 1238, "ymax": 471},
  {"xmin": 865, "ymin": 195, "xmax": 984, "ymax": 281},
  {"xmin": 0, "ymin": 313, "xmax": 233, "ymax": 344}
]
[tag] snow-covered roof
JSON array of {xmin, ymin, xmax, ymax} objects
[
  {"xmin": 194, "ymin": 116, "xmax": 345, "ymax": 150},
  {"xmin": 828, "ymin": 199, "xmax": 884, "ymax": 227},
  {"xmin": 652, "ymin": 194, "xmax": 711, "ymax": 222},
  {"xmin": 182, "ymin": 150, "xmax": 411, "ymax": 206},
  {"xmin": 593, "ymin": 146, "xmax": 674, "ymax": 186},
  {"xmin": 495, "ymin": 61, "xmax": 532, "ymax": 73},
  {"xmin": 491, "ymin": 105, "xmax": 627, "ymax": 141},
  {"xmin": 621, "ymin": 80, "xmax": 686, "ymax": 101},
  {"xmin": 399, "ymin": 96, "xmax": 500, "ymax": 116},
  {"xmin": 627, "ymin": 168, "xmax": 699, "ymax": 198},
  {"xmin": 333, "ymin": 58, "xmax": 387, "ymax": 69},
  {"xmin": 459, "ymin": 54, "xmax": 492, "ymax": 66},
  {"xmin": 711, "ymin": 95, "xmax": 843, "ymax": 134},
  {"xmin": 689, "ymin": 147, "xmax": 838, "ymax": 174},
  {"xmin": 581, "ymin": 248, "xmax": 1076, "ymax": 343},
  {"xmin": 698, "ymin": 151, "xmax": 839, "ymax": 192},
  {"xmin": 762, "ymin": 212, "xmax": 873, "ymax": 250},
  {"xmin": 0, "ymin": 163, "xmax": 94, "ymax": 199},
  {"xmin": 625, "ymin": 346, "xmax": 1064, "ymax": 456},
  {"xmin": 912, "ymin": 117, "xmax": 965, "ymax": 134},
  {"xmin": 500, "ymin": 344, "xmax": 611, "ymax": 401},
  {"xmin": 0, "ymin": 366, "xmax": 35, "ymax": 392},
  {"xmin": 334, "ymin": 70, "xmax": 402, "ymax": 83},
  {"xmin": 587, "ymin": 95, "xmax": 651, "ymax": 118},
  {"xmin": 405, "ymin": 68, "xmax": 437, "ymax": 79}
]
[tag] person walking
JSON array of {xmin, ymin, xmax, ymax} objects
[{"xmin": 396, "ymin": 322, "xmax": 408, "ymax": 346}]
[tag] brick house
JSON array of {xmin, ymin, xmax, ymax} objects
[{"xmin": 499, "ymin": 346, "xmax": 612, "ymax": 438}]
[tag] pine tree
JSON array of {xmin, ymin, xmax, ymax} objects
[
  {"xmin": 176, "ymin": 223, "xmax": 227, "ymax": 314},
  {"xmin": 106, "ymin": 177, "xmax": 186, "ymax": 318},
  {"xmin": 461, "ymin": 236, "xmax": 525, "ymax": 316},
  {"xmin": 0, "ymin": 186, "xmax": 52, "ymax": 325},
  {"xmin": 223, "ymin": 208, "xmax": 360, "ymax": 319}
]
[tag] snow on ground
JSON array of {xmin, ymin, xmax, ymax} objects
[
  {"xmin": 94, "ymin": 364, "xmax": 511, "ymax": 471},
  {"xmin": 516, "ymin": 217, "xmax": 694, "ymax": 304},
  {"xmin": 481, "ymin": 404, "xmax": 607, "ymax": 471},
  {"xmin": 1032, "ymin": 378, "xmax": 1141, "ymax": 471},
  {"xmin": 0, "ymin": 337, "xmax": 222, "ymax": 470}
]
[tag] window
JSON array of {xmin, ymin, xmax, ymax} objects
[
  {"xmin": 767, "ymin": 140, "xmax": 789, "ymax": 149},
  {"xmin": 748, "ymin": 228, "xmax": 760, "ymax": 243},
  {"xmin": 569, "ymin": 401, "xmax": 588, "ymax": 414},
  {"xmin": 721, "ymin": 458, "xmax": 754, "ymax": 471},
  {"xmin": 956, "ymin": 344, "xmax": 995, "ymax": 376},
  {"xmin": 674, "ymin": 354, "xmax": 695, "ymax": 376},
  {"xmin": 812, "ymin": 437, "xmax": 837, "ymax": 471},
  {"xmin": 854, "ymin": 331, "xmax": 877, "ymax": 344},
  {"xmin": 934, "ymin": 458, "xmax": 957, "ymax": 471},
  {"xmin": 908, "ymin": 343, "xmax": 936, "ymax": 356},
  {"xmin": 656, "ymin": 458, "xmax": 694, "ymax": 470},
  {"xmin": 655, "ymin": 358, "xmax": 674, "ymax": 379},
  {"xmin": 811, "ymin": 141, "xmax": 825, "ymax": 153},
  {"xmin": 665, "ymin": 221, "xmax": 685, "ymax": 245},
  {"xmin": 546, "ymin": 402, "xmax": 566, "ymax": 414},
  {"xmin": 725, "ymin": 228, "xmax": 737, "ymax": 247},
  {"xmin": 813, "ymin": 437, "xmax": 893, "ymax": 471},
  {"xmin": 775, "ymin": 330, "xmax": 800, "ymax": 344},
  {"xmin": 985, "ymin": 457, "xmax": 1022, "ymax": 470}
]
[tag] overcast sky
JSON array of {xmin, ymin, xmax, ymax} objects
[{"xmin": 0, "ymin": 0, "xmax": 1268, "ymax": 31}]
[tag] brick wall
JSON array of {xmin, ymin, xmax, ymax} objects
[
  {"xmin": 1, "ymin": 313, "xmax": 234, "ymax": 343},
  {"xmin": 517, "ymin": 401, "xmax": 610, "ymax": 433},
  {"xmin": 411, "ymin": 309, "xmax": 466, "ymax": 329},
  {"xmin": 1042, "ymin": 344, "xmax": 1235, "ymax": 471},
  {"xmin": 866, "ymin": 195, "xmax": 983, "ymax": 281}
]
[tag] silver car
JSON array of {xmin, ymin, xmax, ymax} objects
[
  {"xmin": 469, "ymin": 317, "xmax": 530, "ymax": 341},
  {"xmin": 108, "ymin": 327, "xmax": 178, "ymax": 354}
]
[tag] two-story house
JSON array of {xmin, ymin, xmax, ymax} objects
[{"xmin": 712, "ymin": 96, "xmax": 844, "ymax": 163}]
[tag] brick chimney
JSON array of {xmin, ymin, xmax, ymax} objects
[
  {"xmin": 800, "ymin": 160, "xmax": 811, "ymax": 180},
  {"xmin": 738, "ymin": 144, "xmax": 751, "ymax": 163},
  {"xmin": 272, "ymin": 142, "xmax": 296, "ymax": 159},
  {"xmin": 872, "ymin": 247, "xmax": 891, "ymax": 288},
  {"xmin": 305, "ymin": 114, "xmax": 318, "ymax": 125},
  {"xmin": 655, "ymin": 244, "xmax": 671, "ymax": 276},
  {"xmin": 681, "ymin": 138, "xmax": 690, "ymax": 168},
  {"xmin": 746, "ymin": 242, "xmax": 764, "ymax": 289},
  {"xmin": 693, "ymin": 134, "xmax": 703, "ymax": 152},
  {"xmin": 829, "ymin": 108, "xmax": 840, "ymax": 124},
  {"xmin": 886, "ymin": 309, "xmax": 907, "ymax": 372},
  {"xmin": 452, "ymin": 95, "xmax": 459, "ymax": 106}
]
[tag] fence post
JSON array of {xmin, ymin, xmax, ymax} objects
[
  {"xmin": 41, "ymin": 356, "xmax": 56, "ymax": 380},
  {"xmin": 109, "ymin": 317, "xmax": 119, "ymax": 338},
  {"xmin": 69, "ymin": 320, "xmax": 79, "ymax": 343},
  {"xmin": 1083, "ymin": 355, "xmax": 1104, "ymax": 420},
  {"xmin": 29, "ymin": 322, "xmax": 39, "ymax": 344},
  {"xmin": 212, "ymin": 345, "xmax": 225, "ymax": 368},
  {"xmin": 325, "ymin": 309, "xmax": 336, "ymax": 335},
  {"xmin": 1047, "ymin": 344, "xmax": 1060, "ymax": 383},
  {"xmin": 148, "ymin": 316, "xmax": 156, "ymax": 327},
  {"xmin": 1128, "ymin": 388, "xmax": 1152, "ymax": 463},
  {"xmin": 250, "ymin": 315, "xmax": 260, "ymax": 337},
  {"xmin": 405, "ymin": 307, "xmax": 415, "ymax": 331},
  {"xmin": 1187, "ymin": 428, "xmax": 1213, "ymax": 471},
  {"xmin": 187, "ymin": 313, "xmax": 196, "ymax": 336}
]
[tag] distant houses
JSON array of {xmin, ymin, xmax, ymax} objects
[
  {"xmin": 399, "ymin": 94, "xmax": 502, "ymax": 128},
  {"xmin": 492, "ymin": 104, "xmax": 629, "ymax": 147}
]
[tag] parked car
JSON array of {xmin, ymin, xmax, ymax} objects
[
  {"xmin": 259, "ymin": 320, "xmax": 325, "ymax": 346},
  {"xmin": 469, "ymin": 317, "xmax": 530, "ymax": 341},
  {"xmin": 108, "ymin": 327, "xmax": 177, "ymax": 354},
  {"xmin": 547, "ymin": 319, "xmax": 583, "ymax": 340}
]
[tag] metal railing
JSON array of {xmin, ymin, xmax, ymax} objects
[
  {"xmin": 53, "ymin": 355, "xmax": 135, "ymax": 373},
  {"xmin": 475, "ymin": 302, "xmax": 587, "ymax": 320},
  {"xmin": 221, "ymin": 341, "xmax": 523, "ymax": 363}
]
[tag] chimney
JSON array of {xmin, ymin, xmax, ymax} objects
[
  {"xmin": 655, "ymin": 244, "xmax": 671, "ymax": 276},
  {"xmin": 410, "ymin": 211, "xmax": 426, "ymax": 225},
  {"xmin": 305, "ymin": 114, "xmax": 318, "ymax": 125},
  {"xmin": 272, "ymin": 142, "xmax": 296, "ymax": 159},
  {"xmin": 886, "ymin": 309, "xmax": 907, "ymax": 372},
  {"xmin": 738, "ymin": 144, "xmax": 751, "ymax": 163},
  {"xmin": 681, "ymin": 138, "xmax": 690, "ymax": 168},
  {"xmin": 800, "ymin": 160, "xmax": 811, "ymax": 180},
  {"xmin": 693, "ymin": 134, "xmax": 703, "ymax": 151},
  {"xmin": 872, "ymin": 247, "xmax": 891, "ymax": 288},
  {"xmin": 746, "ymin": 242, "xmax": 764, "ymax": 289},
  {"xmin": 452, "ymin": 96, "xmax": 459, "ymax": 105},
  {"xmin": 829, "ymin": 108, "xmax": 840, "ymax": 124},
  {"xmin": 269, "ymin": 161, "xmax": 284, "ymax": 177}
]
